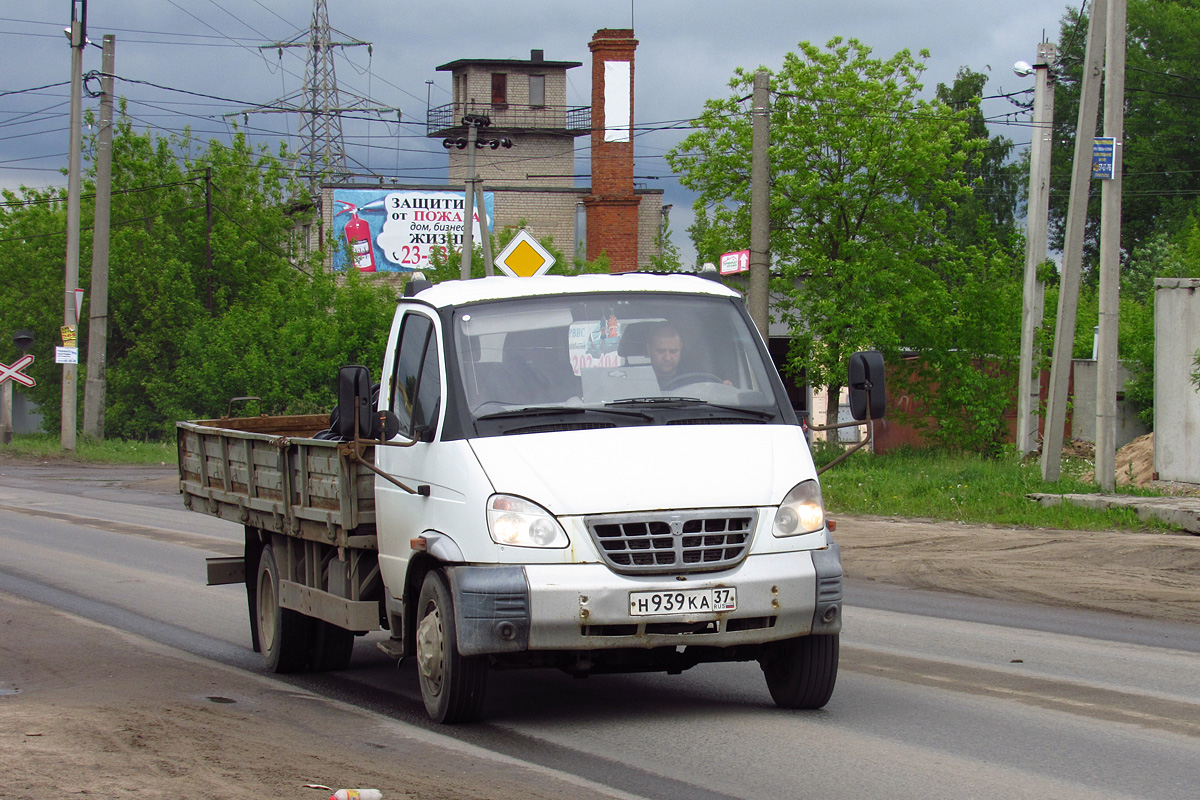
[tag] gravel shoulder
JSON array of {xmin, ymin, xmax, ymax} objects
[{"xmin": 833, "ymin": 514, "xmax": 1200, "ymax": 626}]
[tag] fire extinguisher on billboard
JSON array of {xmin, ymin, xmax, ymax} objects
[{"xmin": 336, "ymin": 201, "xmax": 377, "ymax": 272}]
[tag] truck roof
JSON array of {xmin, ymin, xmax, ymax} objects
[{"xmin": 404, "ymin": 272, "xmax": 739, "ymax": 309}]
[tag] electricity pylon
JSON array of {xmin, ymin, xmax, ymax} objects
[{"xmin": 236, "ymin": 0, "xmax": 398, "ymax": 186}]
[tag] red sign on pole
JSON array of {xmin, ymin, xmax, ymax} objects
[
  {"xmin": 719, "ymin": 249, "xmax": 750, "ymax": 275},
  {"xmin": 0, "ymin": 354, "xmax": 36, "ymax": 388}
]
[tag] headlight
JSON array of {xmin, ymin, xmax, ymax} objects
[
  {"xmin": 773, "ymin": 480, "xmax": 825, "ymax": 537},
  {"xmin": 487, "ymin": 494, "xmax": 569, "ymax": 548}
]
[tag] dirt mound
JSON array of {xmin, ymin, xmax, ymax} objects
[
  {"xmin": 1115, "ymin": 433, "xmax": 1155, "ymax": 487},
  {"xmin": 1080, "ymin": 433, "xmax": 1155, "ymax": 487}
]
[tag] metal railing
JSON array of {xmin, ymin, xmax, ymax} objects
[{"xmin": 427, "ymin": 103, "xmax": 591, "ymax": 136}]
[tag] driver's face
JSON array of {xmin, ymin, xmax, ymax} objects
[{"xmin": 648, "ymin": 333, "xmax": 682, "ymax": 377}]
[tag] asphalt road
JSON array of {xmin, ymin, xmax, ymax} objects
[{"xmin": 2, "ymin": 460, "xmax": 1199, "ymax": 799}]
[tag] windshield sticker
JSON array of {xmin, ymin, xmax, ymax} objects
[{"xmin": 569, "ymin": 313, "xmax": 624, "ymax": 375}]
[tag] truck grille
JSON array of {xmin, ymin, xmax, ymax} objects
[{"xmin": 584, "ymin": 510, "xmax": 757, "ymax": 575}]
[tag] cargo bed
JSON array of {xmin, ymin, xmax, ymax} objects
[{"xmin": 177, "ymin": 414, "xmax": 377, "ymax": 548}]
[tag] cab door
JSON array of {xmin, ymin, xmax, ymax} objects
[{"xmin": 375, "ymin": 308, "xmax": 447, "ymax": 597}]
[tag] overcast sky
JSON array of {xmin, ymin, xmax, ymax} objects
[{"xmin": 2, "ymin": 0, "xmax": 1071, "ymax": 264}]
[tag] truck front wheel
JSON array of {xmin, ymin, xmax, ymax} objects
[
  {"xmin": 759, "ymin": 633, "xmax": 839, "ymax": 709},
  {"xmin": 415, "ymin": 570, "xmax": 488, "ymax": 723},
  {"xmin": 256, "ymin": 544, "xmax": 310, "ymax": 673}
]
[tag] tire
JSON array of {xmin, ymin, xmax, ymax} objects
[
  {"xmin": 255, "ymin": 544, "xmax": 311, "ymax": 673},
  {"xmin": 759, "ymin": 633, "xmax": 839, "ymax": 709},
  {"xmin": 310, "ymin": 620, "xmax": 355, "ymax": 672},
  {"xmin": 415, "ymin": 570, "xmax": 488, "ymax": 723}
]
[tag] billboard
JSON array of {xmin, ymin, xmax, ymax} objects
[{"xmin": 331, "ymin": 188, "xmax": 494, "ymax": 272}]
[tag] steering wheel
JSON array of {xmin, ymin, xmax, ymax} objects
[{"xmin": 660, "ymin": 372, "xmax": 724, "ymax": 391}]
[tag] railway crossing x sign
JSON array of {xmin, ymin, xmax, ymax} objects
[{"xmin": 0, "ymin": 354, "xmax": 36, "ymax": 388}]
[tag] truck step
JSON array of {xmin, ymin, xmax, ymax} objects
[{"xmin": 376, "ymin": 639, "xmax": 406, "ymax": 660}]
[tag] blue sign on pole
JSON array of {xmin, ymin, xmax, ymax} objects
[{"xmin": 1092, "ymin": 137, "xmax": 1116, "ymax": 180}]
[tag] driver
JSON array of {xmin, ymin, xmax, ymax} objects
[
  {"xmin": 646, "ymin": 323, "xmax": 734, "ymax": 389},
  {"xmin": 647, "ymin": 323, "xmax": 683, "ymax": 382}
]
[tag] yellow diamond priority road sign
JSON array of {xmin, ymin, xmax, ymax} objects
[{"xmin": 495, "ymin": 229, "xmax": 556, "ymax": 277}]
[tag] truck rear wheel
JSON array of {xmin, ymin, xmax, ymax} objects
[
  {"xmin": 256, "ymin": 544, "xmax": 311, "ymax": 673},
  {"xmin": 310, "ymin": 620, "xmax": 355, "ymax": 671},
  {"xmin": 415, "ymin": 570, "xmax": 488, "ymax": 723},
  {"xmin": 759, "ymin": 633, "xmax": 839, "ymax": 709}
]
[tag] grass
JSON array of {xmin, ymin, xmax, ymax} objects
[
  {"xmin": 816, "ymin": 444, "xmax": 1176, "ymax": 532},
  {"xmin": 0, "ymin": 433, "xmax": 175, "ymax": 465}
]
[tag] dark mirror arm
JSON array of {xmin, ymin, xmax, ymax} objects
[
  {"xmin": 809, "ymin": 406, "xmax": 875, "ymax": 475},
  {"xmin": 340, "ymin": 408, "xmax": 431, "ymax": 496}
]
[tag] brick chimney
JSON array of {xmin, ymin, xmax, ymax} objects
[{"xmin": 585, "ymin": 29, "xmax": 640, "ymax": 273}]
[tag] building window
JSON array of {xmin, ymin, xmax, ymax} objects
[
  {"xmin": 491, "ymin": 73, "xmax": 507, "ymax": 108},
  {"xmin": 529, "ymin": 74, "xmax": 545, "ymax": 108}
]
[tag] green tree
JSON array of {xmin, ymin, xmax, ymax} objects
[
  {"xmin": 1120, "ymin": 212, "xmax": 1200, "ymax": 426},
  {"xmin": 0, "ymin": 185, "xmax": 68, "ymax": 400},
  {"xmin": 1045, "ymin": 2, "xmax": 1200, "ymax": 429},
  {"xmin": 935, "ymin": 68, "xmax": 1025, "ymax": 261},
  {"xmin": 0, "ymin": 113, "xmax": 396, "ymax": 440},
  {"xmin": 667, "ymin": 38, "xmax": 1021, "ymax": 451},
  {"xmin": 1050, "ymin": 0, "xmax": 1200, "ymax": 274}
]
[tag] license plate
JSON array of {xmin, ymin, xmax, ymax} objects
[{"xmin": 629, "ymin": 587, "xmax": 737, "ymax": 616}]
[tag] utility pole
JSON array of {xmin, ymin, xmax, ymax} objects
[
  {"xmin": 460, "ymin": 118, "xmax": 481, "ymax": 280},
  {"xmin": 61, "ymin": 0, "xmax": 87, "ymax": 452},
  {"xmin": 444, "ymin": 115, "xmax": 507, "ymax": 278},
  {"xmin": 748, "ymin": 70, "xmax": 770, "ymax": 339},
  {"xmin": 83, "ymin": 33, "xmax": 114, "ymax": 440},
  {"xmin": 1096, "ymin": 0, "xmax": 1127, "ymax": 490},
  {"xmin": 1015, "ymin": 42, "xmax": 1057, "ymax": 455},
  {"xmin": 1043, "ymin": 0, "xmax": 1109, "ymax": 481},
  {"xmin": 475, "ymin": 180, "xmax": 494, "ymax": 276}
]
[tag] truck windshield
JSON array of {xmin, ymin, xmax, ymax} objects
[{"xmin": 452, "ymin": 292, "xmax": 782, "ymax": 422}]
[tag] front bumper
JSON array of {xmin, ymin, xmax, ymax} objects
[{"xmin": 447, "ymin": 545, "xmax": 841, "ymax": 656}]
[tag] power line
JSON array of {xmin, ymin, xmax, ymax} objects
[
  {"xmin": 0, "ymin": 15, "xmax": 263, "ymax": 42},
  {"xmin": 1, "ymin": 178, "xmax": 201, "ymax": 209},
  {"xmin": 0, "ymin": 202, "xmax": 208, "ymax": 244},
  {"xmin": 99, "ymin": 71, "xmax": 293, "ymax": 111},
  {"xmin": 0, "ymin": 80, "xmax": 71, "ymax": 98}
]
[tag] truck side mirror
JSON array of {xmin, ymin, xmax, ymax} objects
[
  {"xmin": 336, "ymin": 364, "xmax": 373, "ymax": 440},
  {"xmin": 848, "ymin": 351, "xmax": 886, "ymax": 421}
]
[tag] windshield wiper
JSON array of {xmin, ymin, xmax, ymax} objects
[
  {"xmin": 476, "ymin": 405, "xmax": 652, "ymax": 422},
  {"xmin": 606, "ymin": 396, "xmax": 702, "ymax": 405},
  {"xmin": 605, "ymin": 397, "xmax": 777, "ymax": 420}
]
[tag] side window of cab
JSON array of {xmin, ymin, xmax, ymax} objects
[{"xmin": 391, "ymin": 313, "xmax": 441, "ymax": 440}]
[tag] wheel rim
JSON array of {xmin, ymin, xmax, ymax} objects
[
  {"xmin": 258, "ymin": 567, "xmax": 277, "ymax": 652},
  {"xmin": 416, "ymin": 600, "xmax": 445, "ymax": 697}
]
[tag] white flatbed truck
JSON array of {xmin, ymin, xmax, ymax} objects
[{"xmin": 180, "ymin": 272, "xmax": 884, "ymax": 722}]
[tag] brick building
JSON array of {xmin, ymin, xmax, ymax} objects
[
  {"xmin": 429, "ymin": 31, "xmax": 663, "ymax": 270},
  {"xmin": 320, "ymin": 30, "xmax": 663, "ymax": 273}
]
